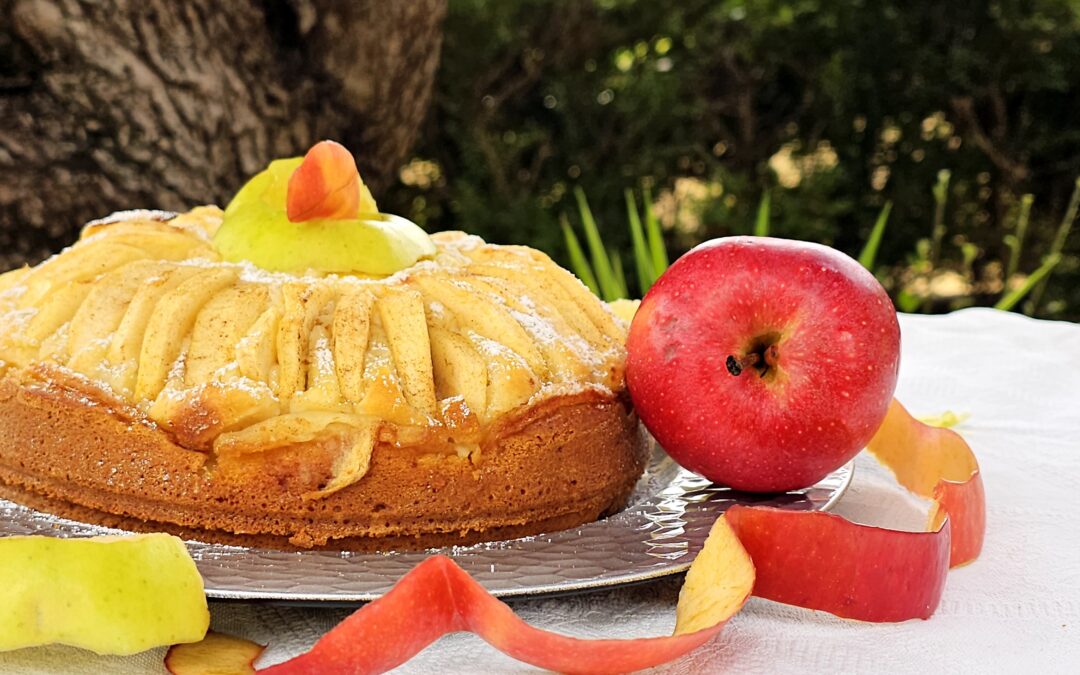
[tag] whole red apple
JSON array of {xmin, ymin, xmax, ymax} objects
[{"xmin": 626, "ymin": 236, "xmax": 900, "ymax": 492}]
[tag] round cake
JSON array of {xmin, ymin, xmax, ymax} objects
[{"xmin": 0, "ymin": 159, "xmax": 646, "ymax": 550}]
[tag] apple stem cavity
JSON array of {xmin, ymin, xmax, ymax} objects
[{"xmin": 726, "ymin": 336, "xmax": 781, "ymax": 379}]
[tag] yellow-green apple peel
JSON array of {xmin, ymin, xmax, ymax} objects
[{"xmin": 0, "ymin": 533, "xmax": 209, "ymax": 655}]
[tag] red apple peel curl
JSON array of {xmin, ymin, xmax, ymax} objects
[
  {"xmin": 166, "ymin": 398, "xmax": 984, "ymax": 673},
  {"xmin": 725, "ymin": 507, "xmax": 950, "ymax": 622},
  {"xmin": 726, "ymin": 398, "xmax": 984, "ymax": 622},
  {"xmin": 286, "ymin": 140, "xmax": 361, "ymax": 222},
  {"xmin": 867, "ymin": 399, "xmax": 985, "ymax": 567}
]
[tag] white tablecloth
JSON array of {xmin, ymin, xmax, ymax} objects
[{"xmin": 2, "ymin": 308, "xmax": 1078, "ymax": 674}]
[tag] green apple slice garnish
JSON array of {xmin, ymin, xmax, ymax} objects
[{"xmin": 213, "ymin": 144, "xmax": 435, "ymax": 275}]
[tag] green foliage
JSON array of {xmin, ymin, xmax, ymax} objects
[
  {"xmin": 625, "ymin": 189, "xmax": 653, "ymax": 292},
  {"xmin": 1005, "ymin": 195, "xmax": 1034, "ymax": 279},
  {"xmin": 896, "ymin": 289, "xmax": 922, "ymax": 314},
  {"xmin": 754, "ymin": 191, "xmax": 770, "ymax": 237},
  {"xmin": 997, "ymin": 254, "xmax": 1062, "ymax": 311},
  {"xmin": 573, "ymin": 187, "xmax": 624, "ymax": 300},
  {"xmin": 572, "ymin": 173, "xmax": 1076, "ymax": 313},
  {"xmin": 929, "ymin": 170, "xmax": 951, "ymax": 266},
  {"xmin": 560, "ymin": 214, "xmax": 600, "ymax": 295},
  {"xmin": 858, "ymin": 201, "xmax": 892, "ymax": 271},
  {"xmin": 564, "ymin": 186, "xmax": 670, "ymax": 300},
  {"xmin": 642, "ymin": 187, "xmax": 668, "ymax": 276},
  {"xmin": 386, "ymin": 0, "xmax": 1080, "ymax": 319},
  {"xmin": 1026, "ymin": 178, "xmax": 1080, "ymax": 313}
]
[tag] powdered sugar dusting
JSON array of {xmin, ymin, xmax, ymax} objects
[
  {"xmin": 0, "ymin": 207, "xmax": 629, "ymax": 490},
  {"xmin": 85, "ymin": 210, "xmax": 177, "ymax": 228},
  {"xmin": 526, "ymin": 380, "xmax": 615, "ymax": 407},
  {"xmin": 312, "ymin": 334, "xmax": 335, "ymax": 379}
]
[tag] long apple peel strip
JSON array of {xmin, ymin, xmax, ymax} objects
[
  {"xmin": 725, "ymin": 397, "xmax": 985, "ymax": 622},
  {"xmin": 163, "ymin": 518, "xmax": 753, "ymax": 675},
  {"xmin": 167, "ymin": 397, "xmax": 984, "ymax": 672}
]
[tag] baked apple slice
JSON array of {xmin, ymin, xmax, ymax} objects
[
  {"xmin": 165, "ymin": 632, "xmax": 264, "ymax": 675},
  {"xmin": 164, "ymin": 396, "xmax": 986, "ymax": 672}
]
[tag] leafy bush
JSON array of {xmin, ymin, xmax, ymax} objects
[{"xmin": 385, "ymin": 0, "xmax": 1080, "ymax": 318}]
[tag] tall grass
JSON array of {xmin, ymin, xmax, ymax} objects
[
  {"xmin": 563, "ymin": 187, "xmax": 670, "ymax": 301},
  {"xmin": 563, "ymin": 174, "xmax": 1080, "ymax": 313}
]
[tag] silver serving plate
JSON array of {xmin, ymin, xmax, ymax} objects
[{"xmin": 0, "ymin": 444, "xmax": 852, "ymax": 603}]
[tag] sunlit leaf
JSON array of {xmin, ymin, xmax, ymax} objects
[
  {"xmin": 610, "ymin": 247, "xmax": 628, "ymax": 300},
  {"xmin": 573, "ymin": 187, "xmax": 620, "ymax": 301},
  {"xmin": 642, "ymin": 186, "xmax": 669, "ymax": 275},
  {"xmin": 560, "ymin": 214, "xmax": 600, "ymax": 296},
  {"xmin": 929, "ymin": 170, "xmax": 950, "ymax": 265},
  {"xmin": 754, "ymin": 191, "xmax": 770, "ymax": 237},
  {"xmin": 1005, "ymin": 194, "xmax": 1034, "ymax": 279},
  {"xmin": 896, "ymin": 289, "xmax": 922, "ymax": 313},
  {"xmin": 858, "ymin": 201, "xmax": 892, "ymax": 271},
  {"xmin": 1026, "ymin": 177, "xmax": 1080, "ymax": 313},
  {"xmin": 996, "ymin": 253, "xmax": 1061, "ymax": 312},
  {"xmin": 625, "ymin": 189, "xmax": 655, "ymax": 294}
]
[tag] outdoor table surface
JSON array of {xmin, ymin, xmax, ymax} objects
[{"xmin": 1, "ymin": 307, "xmax": 1076, "ymax": 674}]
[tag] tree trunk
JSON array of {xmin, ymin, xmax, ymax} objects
[{"xmin": 0, "ymin": 0, "xmax": 447, "ymax": 269}]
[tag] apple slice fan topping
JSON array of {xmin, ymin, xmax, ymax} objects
[
  {"xmin": 212, "ymin": 140, "xmax": 436, "ymax": 275},
  {"xmin": 167, "ymin": 247, "xmax": 985, "ymax": 673}
]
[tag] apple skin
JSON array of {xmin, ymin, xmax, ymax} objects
[
  {"xmin": 626, "ymin": 236, "xmax": 900, "ymax": 492},
  {"xmin": 259, "ymin": 518, "xmax": 752, "ymax": 675},
  {"xmin": 725, "ymin": 505, "xmax": 949, "ymax": 621},
  {"xmin": 867, "ymin": 398, "xmax": 985, "ymax": 567},
  {"xmin": 286, "ymin": 140, "xmax": 374, "ymax": 222}
]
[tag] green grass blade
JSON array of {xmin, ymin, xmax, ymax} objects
[
  {"xmin": 642, "ymin": 186, "xmax": 669, "ymax": 275},
  {"xmin": 560, "ymin": 214, "xmax": 600, "ymax": 296},
  {"xmin": 625, "ymin": 189, "xmax": 655, "ymax": 294},
  {"xmin": 858, "ymin": 201, "xmax": 892, "ymax": 270},
  {"xmin": 995, "ymin": 253, "xmax": 1062, "ymax": 312},
  {"xmin": 930, "ymin": 169, "xmax": 951, "ymax": 265},
  {"xmin": 1005, "ymin": 194, "xmax": 1034, "ymax": 279},
  {"xmin": 754, "ymin": 191, "xmax": 771, "ymax": 237},
  {"xmin": 1050, "ymin": 177, "xmax": 1080, "ymax": 254},
  {"xmin": 1026, "ymin": 177, "xmax": 1080, "ymax": 313},
  {"xmin": 896, "ymin": 289, "xmax": 922, "ymax": 313},
  {"xmin": 960, "ymin": 242, "xmax": 979, "ymax": 275},
  {"xmin": 573, "ymin": 187, "xmax": 620, "ymax": 301},
  {"xmin": 610, "ymin": 248, "xmax": 628, "ymax": 300}
]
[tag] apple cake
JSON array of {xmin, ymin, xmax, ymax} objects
[{"xmin": 0, "ymin": 207, "xmax": 646, "ymax": 550}]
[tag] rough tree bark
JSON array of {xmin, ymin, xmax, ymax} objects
[{"xmin": 0, "ymin": 0, "xmax": 447, "ymax": 269}]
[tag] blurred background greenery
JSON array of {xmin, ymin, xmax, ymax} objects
[{"xmin": 383, "ymin": 0, "xmax": 1080, "ymax": 319}]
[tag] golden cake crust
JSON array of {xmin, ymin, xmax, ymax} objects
[
  {"xmin": 0, "ymin": 367, "xmax": 647, "ymax": 551},
  {"xmin": 0, "ymin": 207, "xmax": 646, "ymax": 549}
]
